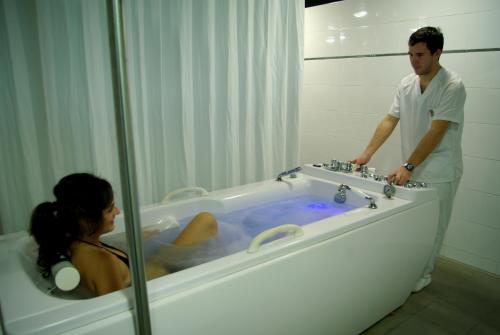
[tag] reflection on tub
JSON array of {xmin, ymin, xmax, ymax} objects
[{"xmin": 0, "ymin": 165, "xmax": 439, "ymax": 335}]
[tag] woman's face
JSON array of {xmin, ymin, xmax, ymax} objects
[{"xmin": 99, "ymin": 200, "xmax": 120, "ymax": 234}]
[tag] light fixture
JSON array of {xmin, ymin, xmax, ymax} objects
[
  {"xmin": 353, "ymin": 10, "xmax": 367, "ymax": 18},
  {"xmin": 326, "ymin": 36, "xmax": 336, "ymax": 44}
]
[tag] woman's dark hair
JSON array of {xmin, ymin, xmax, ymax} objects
[
  {"xmin": 30, "ymin": 173, "xmax": 114, "ymax": 277},
  {"xmin": 408, "ymin": 26, "xmax": 444, "ymax": 55}
]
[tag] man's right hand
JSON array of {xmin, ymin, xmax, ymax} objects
[
  {"xmin": 349, "ymin": 115, "xmax": 399, "ymax": 167},
  {"xmin": 349, "ymin": 152, "xmax": 371, "ymax": 165}
]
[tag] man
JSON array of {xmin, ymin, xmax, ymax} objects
[{"xmin": 351, "ymin": 27, "xmax": 466, "ymax": 292}]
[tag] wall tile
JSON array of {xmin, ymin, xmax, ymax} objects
[
  {"xmin": 304, "ymin": 2, "xmax": 341, "ymax": 33},
  {"xmin": 328, "ymin": 136, "xmax": 367, "ymax": 163},
  {"xmin": 299, "ymin": 131, "xmax": 326, "ymax": 164},
  {"xmin": 366, "ymin": 57, "xmax": 411, "ymax": 86},
  {"xmin": 301, "ymin": 108, "xmax": 338, "ymax": 136},
  {"xmin": 337, "ymin": 26, "xmax": 375, "ymax": 56},
  {"xmin": 440, "ymin": 245, "xmax": 497, "ymax": 274},
  {"xmin": 303, "ymin": 60, "xmax": 332, "ymax": 85},
  {"xmin": 453, "ymin": 188, "xmax": 500, "ymax": 230},
  {"xmin": 299, "ymin": 134, "xmax": 368, "ymax": 165},
  {"xmin": 445, "ymin": 11, "xmax": 500, "ymax": 50},
  {"xmin": 365, "ymin": 0, "xmax": 500, "ymax": 27},
  {"xmin": 465, "ymin": 88, "xmax": 500, "ymax": 125},
  {"xmin": 335, "ymin": 86, "xmax": 367, "ymax": 113},
  {"xmin": 306, "ymin": 6, "xmax": 500, "ymax": 59},
  {"xmin": 461, "ymin": 157, "xmax": 500, "ymax": 195},
  {"xmin": 444, "ymin": 219, "xmax": 474, "ymax": 251},
  {"xmin": 462, "ymin": 123, "xmax": 500, "ymax": 160},
  {"xmin": 301, "ymin": 85, "xmax": 318, "ymax": 112},
  {"xmin": 299, "ymin": 131, "xmax": 338, "ymax": 165},
  {"xmin": 370, "ymin": 21, "xmax": 417, "ymax": 55},
  {"xmin": 302, "ymin": 84, "xmax": 336, "ymax": 112},
  {"xmin": 329, "ymin": 58, "xmax": 365, "ymax": 86},
  {"xmin": 305, "ymin": 0, "xmax": 500, "ymax": 33},
  {"xmin": 446, "ymin": 52, "xmax": 500, "ymax": 89},
  {"xmin": 471, "ymin": 222, "xmax": 500, "ymax": 260},
  {"xmin": 304, "ymin": 31, "xmax": 340, "ymax": 59},
  {"xmin": 445, "ymin": 218, "xmax": 500, "ymax": 261},
  {"xmin": 412, "ymin": 11, "xmax": 500, "ymax": 51},
  {"xmin": 358, "ymin": 85, "xmax": 396, "ymax": 116}
]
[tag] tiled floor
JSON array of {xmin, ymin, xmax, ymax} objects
[{"xmin": 361, "ymin": 257, "xmax": 500, "ymax": 335}]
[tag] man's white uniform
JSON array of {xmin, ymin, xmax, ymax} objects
[{"xmin": 388, "ymin": 67, "xmax": 466, "ymax": 276}]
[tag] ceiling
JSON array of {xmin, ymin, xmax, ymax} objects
[{"xmin": 305, "ymin": 0, "xmax": 343, "ymax": 8}]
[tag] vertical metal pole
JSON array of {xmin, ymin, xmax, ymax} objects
[{"xmin": 106, "ymin": 0, "xmax": 152, "ymax": 334}]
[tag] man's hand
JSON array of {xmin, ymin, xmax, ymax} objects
[
  {"xmin": 349, "ymin": 152, "xmax": 371, "ymax": 166},
  {"xmin": 388, "ymin": 166, "xmax": 412, "ymax": 186},
  {"xmin": 350, "ymin": 115, "xmax": 399, "ymax": 167}
]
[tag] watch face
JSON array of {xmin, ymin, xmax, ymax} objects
[{"xmin": 404, "ymin": 163, "xmax": 414, "ymax": 171}]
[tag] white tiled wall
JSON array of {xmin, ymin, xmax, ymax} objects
[{"xmin": 301, "ymin": 0, "xmax": 500, "ymax": 275}]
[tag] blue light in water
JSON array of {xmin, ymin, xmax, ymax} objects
[{"xmin": 306, "ymin": 202, "xmax": 330, "ymax": 210}]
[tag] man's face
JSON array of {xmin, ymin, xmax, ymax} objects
[{"xmin": 408, "ymin": 42, "xmax": 441, "ymax": 76}]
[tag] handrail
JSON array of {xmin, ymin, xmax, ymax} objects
[
  {"xmin": 161, "ymin": 187, "xmax": 209, "ymax": 204},
  {"xmin": 247, "ymin": 224, "xmax": 304, "ymax": 253}
]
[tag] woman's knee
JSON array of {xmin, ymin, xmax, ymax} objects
[{"xmin": 193, "ymin": 212, "xmax": 218, "ymax": 235}]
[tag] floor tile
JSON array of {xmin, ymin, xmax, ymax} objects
[
  {"xmin": 360, "ymin": 311, "xmax": 413, "ymax": 335},
  {"xmin": 428, "ymin": 258, "xmax": 500, "ymax": 330},
  {"xmin": 467, "ymin": 323, "xmax": 500, "ymax": 335},
  {"xmin": 386, "ymin": 314, "xmax": 454, "ymax": 335},
  {"xmin": 417, "ymin": 301, "xmax": 477, "ymax": 335},
  {"xmin": 360, "ymin": 291, "xmax": 433, "ymax": 334},
  {"xmin": 362, "ymin": 257, "xmax": 500, "ymax": 335}
]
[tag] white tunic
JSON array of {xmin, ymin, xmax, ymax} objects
[{"xmin": 388, "ymin": 67, "xmax": 466, "ymax": 183}]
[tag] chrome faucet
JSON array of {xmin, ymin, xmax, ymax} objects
[
  {"xmin": 359, "ymin": 165, "xmax": 369, "ymax": 178},
  {"xmin": 383, "ymin": 183, "xmax": 396, "ymax": 199},
  {"xmin": 276, "ymin": 167, "xmax": 302, "ymax": 181},
  {"xmin": 334, "ymin": 184, "xmax": 377, "ymax": 209},
  {"xmin": 334, "ymin": 184, "xmax": 349, "ymax": 203}
]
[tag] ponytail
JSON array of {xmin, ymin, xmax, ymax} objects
[{"xmin": 30, "ymin": 202, "xmax": 74, "ymax": 277}]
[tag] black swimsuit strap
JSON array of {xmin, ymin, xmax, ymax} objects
[
  {"xmin": 77, "ymin": 239, "xmax": 130, "ymax": 268},
  {"xmin": 100, "ymin": 241, "xmax": 127, "ymax": 255}
]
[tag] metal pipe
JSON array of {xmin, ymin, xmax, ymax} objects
[
  {"xmin": 106, "ymin": 0, "xmax": 152, "ymax": 334},
  {"xmin": 276, "ymin": 166, "xmax": 302, "ymax": 181}
]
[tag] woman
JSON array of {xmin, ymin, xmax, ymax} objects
[{"xmin": 30, "ymin": 173, "xmax": 218, "ymax": 296}]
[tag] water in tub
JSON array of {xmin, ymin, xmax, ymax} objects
[{"xmin": 128, "ymin": 194, "xmax": 356, "ymax": 272}]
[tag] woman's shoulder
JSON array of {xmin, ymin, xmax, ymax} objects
[
  {"xmin": 70, "ymin": 241, "xmax": 131, "ymax": 295},
  {"xmin": 71, "ymin": 242, "xmax": 123, "ymax": 269}
]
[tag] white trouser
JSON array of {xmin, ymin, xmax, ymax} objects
[{"xmin": 421, "ymin": 177, "xmax": 461, "ymax": 277}]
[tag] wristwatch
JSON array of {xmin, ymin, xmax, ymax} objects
[{"xmin": 403, "ymin": 162, "xmax": 415, "ymax": 172}]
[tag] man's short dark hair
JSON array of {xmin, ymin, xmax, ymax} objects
[{"xmin": 409, "ymin": 27, "xmax": 444, "ymax": 54}]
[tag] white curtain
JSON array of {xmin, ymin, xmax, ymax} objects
[{"xmin": 0, "ymin": 0, "xmax": 304, "ymax": 234}]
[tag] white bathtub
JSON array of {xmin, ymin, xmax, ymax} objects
[{"xmin": 0, "ymin": 165, "xmax": 439, "ymax": 335}]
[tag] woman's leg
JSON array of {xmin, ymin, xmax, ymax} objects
[
  {"xmin": 146, "ymin": 212, "xmax": 218, "ymax": 277},
  {"xmin": 173, "ymin": 212, "xmax": 218, "ymax": 246}
]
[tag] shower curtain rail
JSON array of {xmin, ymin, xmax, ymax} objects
[{"xmin": 106, "ymin": 0, "xmax": 152, "ymax": 334}]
